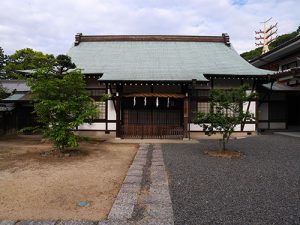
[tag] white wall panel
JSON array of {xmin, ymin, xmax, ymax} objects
[
  {"xmin": 108, "ymin": 123, "xmax": 116, "ymax": 130},
  {"xmin": 78, "ymin": 122, "xmax": 106, "ymax": 130},
  {"xmin": 107, "ymin": 100, "xmax": 116, "ymax": 120}
]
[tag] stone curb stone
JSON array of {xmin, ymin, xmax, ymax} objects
[
  {"xmin": 123, "ymin": 175, "xmax": 143, "ymax": 184},
  {"xmin": 127, "ymin": 169, "xmax": 143, "ymax": 176},
  {"xmin": 108, "ymin": 203, "xmax": 135, "ymax": 220},
  {"xmin": 113, "ymin": 191, "xmax": 139, "ymax": 205},
  {"xmin": 18, "ymin": 221, "xmax": 57, "ymax": 225},
  {"xmin": 0, "ymin": 221, "xmax": 17, "ymax": 225},
  {"xmin": 108, "ymin": 144, "xmax": 149, "ymax": 221},
  {"xmin": 57, "ymin": 221, "xmax": 97, "ymax": 225},
  {"xmin": 98, "ymin": 220, "xmax": 132, "ymax": 225},
  {"xmin": 136, "ymin": 218, "xmax": 174, "ymax": 225}
]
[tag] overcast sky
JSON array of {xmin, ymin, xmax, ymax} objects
[{"xmin": 0, "ymin": 0, "xmax": 299, "ymax": 56}]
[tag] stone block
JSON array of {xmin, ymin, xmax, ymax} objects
[
  {"xmin": 108, "ymin": 203, "xmax": 135, "ymax": 220},
  {"xmin": 114, "ymin": 191, "xmax": 139, "ymax": 205},
  {"xmin": 0, "ymin": 221, "xmax": 17, "ymax": 225},
  {"xmin": 18, "ymin": 221, "xmax": 57, "ymax": 225},
  {"xmin": 58, "ymin": 221, "xmax": 97, "ymax": 225}
]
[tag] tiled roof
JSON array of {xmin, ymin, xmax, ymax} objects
[
  {"xmin": 68, "ymin": 35, "xmax": 271, "ymax": 81},
  {"xmin": 0, "ymin": 80, "xmax": 30, "ymax": 93}
]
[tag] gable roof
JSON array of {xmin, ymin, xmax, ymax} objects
[{"xmin": 68, "ymin": 34, "xmax": 271, "ymax": 82}]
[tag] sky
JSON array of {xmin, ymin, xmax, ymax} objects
[{"xmin": 0, "ymin": 0, "xmax": 299, "ymax": 56}]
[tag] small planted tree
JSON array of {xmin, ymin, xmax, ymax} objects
[
  {"xmin": 194, "ymin": 85, "xmax": 255, "ymax": 152},
  {"xmin": 28, "ymin": 60, "xmax": 98, "ymax": 152}
]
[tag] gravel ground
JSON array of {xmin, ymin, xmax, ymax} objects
[{"xmin": 162, "ymin": 135, "xmax": 300, "ymax": 225}]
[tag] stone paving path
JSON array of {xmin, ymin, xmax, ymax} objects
[{"xmin": 0, "ymin": 144, "xmax": 174, "ymax": 225}]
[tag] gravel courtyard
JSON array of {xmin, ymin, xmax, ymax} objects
[{"xmin": 163, "ymin": 135, "xmax": 300, "ymax": 225}]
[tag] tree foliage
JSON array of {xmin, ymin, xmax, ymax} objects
[
  {"xmin": 0, "ymin": 83, "xmax": 9, "ymax": 100},
  {"xmin": 240, "ymin": 47, "xmax": 262, "ymax": 61},
  {"xmin": 194, "ymin": 85, "xmax": 255, "ymax": 151},
  {"xmin": 240, "ymin": 26, "xmax": 300, "ymax": 61},
  {"xmin": 5, "ymin": 48, "xmax": 56, "ymax": 79},
  {"xmin": 55, "ymin": 55, "xmax": 76, "ymax": 75},
  {"xmin": 28, "ymin": 69, "xmax": 98, "ymax": 151},
  {"xmin": 0, "ymin": 47, "xmax": 9, "ymax": 79}
]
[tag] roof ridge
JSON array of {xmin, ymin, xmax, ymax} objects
[{"xmin": 74, "ymin": 33, "xmax": 230, "ymax": 46}]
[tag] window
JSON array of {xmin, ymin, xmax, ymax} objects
[
  {"xmin": 88, "ymin": 89, "xmax": 106, "ymax": 97},
  {"xmin": 197, "ymin": 102, "xmax": 211, "ymax": 114},
  {"xmin": 95, "ymin": 102, "xmax": 106, "ymax": 119},
  {"xmin": 213, "ymin": 103, "xmax": 240, "ymax": 117}
]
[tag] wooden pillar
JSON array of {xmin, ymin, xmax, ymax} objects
[
  {"xmin": 183, "ymin": 93, "xmax": 189, "ymax": 139},
  {"xmin": 115, "ymin": 84, "xmax": 122, "ymax": 138},
  {"xmin": 105, "ymin": 83, "xmax": 109, "ymax": 134}
]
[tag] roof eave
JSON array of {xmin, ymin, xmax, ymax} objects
[{"xmin": 250, "ymin": 35, "xmax": 300, "ymax": 66}]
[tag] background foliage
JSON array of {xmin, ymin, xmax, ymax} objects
[{"xmin": 241, "ymin": 26, "xmax": 300, "ymax": 61}]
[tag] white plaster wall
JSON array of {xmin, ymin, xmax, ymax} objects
[
  {"xmin": 242, "ymin": 124, "xmax": 256, "ymax": 131},
  {"xmin": 243, "ymin": 101, "xmax": 256, "ymax": 116},
  {"xmin": 107, "ymin": 100, "xmax": 116, "ymax": 120},
  {"xmin": 107, "ymin": 88, "xmax": 117, "ymax": 121},
  {"xmin": 108, "ymin": 123, "xmax": 116, "ymax": 130},
  {"xmin": 189, "ymin": 123, "xmax": 204, "ymax": 131},
  {"xmin": 188, "ymin": 123, "xmax": 256, "ymax": 132},
  {"xmin": 78, "ymin": 122, "xmax": 106, "ymax": 130}
]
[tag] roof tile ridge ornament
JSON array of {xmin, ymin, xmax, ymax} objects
[
  {"xmin": 75, "ymin": 33, "xmax": 82, "ymax": 46},
  {"xmin": 222, "ymin": 33, "xmax": 230, "ymax": 46},
  {"xmin": 73, "ymin": 34, "xmax": 230, "ymax": 43}
]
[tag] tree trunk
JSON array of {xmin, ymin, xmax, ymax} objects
[{"xmin": 222, "ymin": 137, "xmax": 226, "ymax": 151}]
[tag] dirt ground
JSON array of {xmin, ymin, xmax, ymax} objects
[{"xmin": 0, "ymin": 135, "xmax": 138, "ymax": 220}]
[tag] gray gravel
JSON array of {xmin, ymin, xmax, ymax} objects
[{"xmin": 162, "ymin": 135, "xmax": 300, "ymax": 225}]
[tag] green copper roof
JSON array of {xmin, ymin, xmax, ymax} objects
[
  {"xmin": 2, "ymin": 93, "xmax": 26, "ymax": 101},
  {"xmin": 68, "ymin": 41, "xmax": 271, "ymax": 81}
]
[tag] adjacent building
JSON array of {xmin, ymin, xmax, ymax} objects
[
  {"xmin": 0, "ymin": 80, "xmax": 34, "ymax": 134},
  {"xmin": 250, "ymin": 34, "xmax": 300, "ymax": 131}
]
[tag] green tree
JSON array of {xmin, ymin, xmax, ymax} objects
[
  {"xmin": 55, "ymin": 54, "xmax": 76, "ymax": 75},
  {"xmin": 0, "ymin": 83, "xmax": 8, "ymax": 99},
  {"xmin": 194, "ymin": 85, "xmax": 255, "ymax": 151},
  {"xmin": 240, "ymin": 47, "xmax": 262, "ymax": 61},
  {"xmin": 5, "ymin": 48, "xmax": 56, "ymax": 79},
  {"xmin": 0, "ymin": 47, "xmax": 5, "ymax": 72},
  {"xmin": 0, "ymin": 47, "xmax": 9, "ymax": 79},
  {"xmin": 28, "ymin": 68, "xmax": 98, "ymax": 152},
  {"xmin": 269, "ymin": 31, "xmax": 299, "ymax": 49},
  {"xmin": 241, "ymin": 25, "xmax": 300, "ymax": 61}
]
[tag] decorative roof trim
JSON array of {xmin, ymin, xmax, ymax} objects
[
  {"xmin": 74, "ymin": 33, "xmax": 230, "ymax": 46},
  {"xmin": 124, "ymin": 93, "xmax": 185, "ymax": 98},
  {"xmin": 97, "ymin": 79, "xmax": 209, "ymax": 85},
  {"xmin": 204, "ymin": 73, "xmax": 274, "ymax": 80}
]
